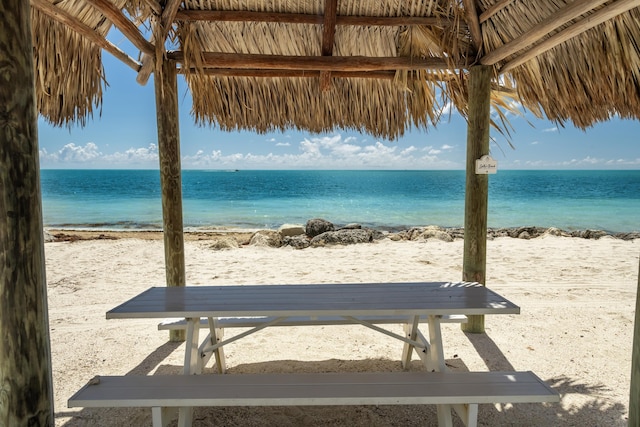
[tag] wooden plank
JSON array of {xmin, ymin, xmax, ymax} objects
[
  {"xmin": 158, "ymin": 0, "xmax": 182, "ymax": 46},
  {"xmin": 320, "ymin": 0, "xmax": 338, "ymax": 90},
  {"xmin": 180, "ymin": 68, "xmax": 402, "ymax": 79},
  {"xmin": 84, "ymin": 0, "xmax": 155, "ymax": 54},
  {"xmin": 479, "ymin": 0, "xmax": 513, "ymax": 23},
  {"xmin": 168, "ymin": 51, "xmax": 459, "ymax": 71},
  {"xmin": 499, "ymin": 0, "xmax": 640, "ymax": 74},
  {"xmin": 106, "ymin": 283, "xmax": 520, "ymax": 319},
  {"xmin": 461, "ymin": 65, "xmax": 492, "ymax": 333},
  {"xmin": 174, "ymin": 10, "xmax": 458, "ymax": 27},
  {"xmin": 0, "ymin": 1, "xmax": 53, "ymax": 424},
  {"xmin": 480, "ymin": 0, "xmax": 610, "ymax": 66},
  {"xmin": 462, "ymin": 0, "xmax": 483, "ymax": 54},
  {"xmin": 68, "ymin": 371, "xmax": 559, "ymax": 408}
]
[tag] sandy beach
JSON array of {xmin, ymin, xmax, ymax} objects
[{"xmin": 46, "ymin": 231, "xmax": 639, "ymax": 426}]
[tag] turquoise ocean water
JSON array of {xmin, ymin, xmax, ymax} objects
[{"xmin": 40, "ymin": 170, "xmax": 640, "ymax": 233}]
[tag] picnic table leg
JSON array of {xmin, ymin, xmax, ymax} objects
[
  {"xmin": 428, "ymin": 315, "xmax": 454, "ymax": 427},
  {"xmin": 178, "ymin": 318, "xmax": 200, "ymax": 427},
  {"xmin": 401, "ymin": 316, "xmax": 420, "ymax": 369},
  {"xmin": 208, "ymin": 317, "xmax": 227, "ymax": 374}
]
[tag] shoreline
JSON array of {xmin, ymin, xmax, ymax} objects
[{"xmin": 44, "ymin": 225, "xmax": 640, "ymax": 243}]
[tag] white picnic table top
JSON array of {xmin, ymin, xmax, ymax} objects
[{"xmin": 106, "ymin": 281, "xmax": 520, "ymax": 319}]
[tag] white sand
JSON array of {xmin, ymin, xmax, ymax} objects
[{"xmin": 46, "ymin": 234, "xmax": 639, "ymax": 426}]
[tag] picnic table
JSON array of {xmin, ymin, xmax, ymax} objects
[
  {"xmin": 106, "ymin": 281, "xmax": 519, "ymax": 374},
  {"xmin": 69, "ymin": 282, "xmax": 559, "ymax": 427}
]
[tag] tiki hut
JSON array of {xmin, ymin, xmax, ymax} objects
[{"xmin": 1, "ymin": 0, "xmax": 639, "ymax": 425}]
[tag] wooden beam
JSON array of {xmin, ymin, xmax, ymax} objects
[
  {"xmin": 462, "ymin": 0, "xmax": 483, "ymax": 54},
  {"xmin": 320, "ymin": 0, "xmax": 338, "ymax": 90},
  {"xmin": 630, "ymin": 255, "xmax": 640, "ymax": 426},
  {"xmin": 159, "ymin": 0, "xmax": 182, "ymax": 44},
  {"xmin": 84, "ymin": 0, "xmax": 155, "ymax": 54},
  {"xmin": 461, "ymin": 65, "xmax": 492, "ymax": 334},
  {"xmin": 174, "ymin": 9, "xmax": 459, "ymax": 28},
  {"xmin": 137, "ymin": 0, "xmax": 182, "ymax": 86},
  {"xmin": 168, "ymin": 51, "xmax": 461, "ymax": 71},
  {"xmin": 154, "ymin": 59, "xmax": 186, "ymax": 342},
  {"xmin": 499, "ymin": 0, "xmax": 640, "ymax": 74},
  {"xmin": 30, "ymin": 0, "xmax": 142, "ymax": 72},
  {"xmin": 481, "ymin": 0, "xmax": 610, "ymax": 66},
  {"xmin": 479, "ymin": 0, "xmax": 513, "ymax": 23},
  {"xmin": 180, "ymin": 68, "xmax": 398, "ymax": 79},
  {"xmin": 136, "ymin": 52, "xmax": 154, "ymax": 85},
  {"xmin": 142, "ymin": 0, "xmax": 162, "ymax": 16},
  {"xmin": 0, "ymin": 0, "xmax": 53, "ymax": 424}
]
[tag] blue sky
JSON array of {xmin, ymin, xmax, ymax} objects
[{"xmin": 38, "ymin": 41, "xmax": 639, "ymax": 170}]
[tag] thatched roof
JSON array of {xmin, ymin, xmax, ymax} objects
[{"xmin": 31, "ymin": 0, "xmax": 640, "ymax": 139}]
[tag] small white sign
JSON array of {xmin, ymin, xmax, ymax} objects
[{"xmin": 475, "ymin": 155, "xmax": 497, "ymax": 174}]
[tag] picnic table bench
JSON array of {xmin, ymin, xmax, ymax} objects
[
  {"xmin": 69, "ymin": 371, "xmax": 559, "ymax": 427},
  {"xmin": 69, "ymin": 282, "xmax": 559, "ymax": 426}
]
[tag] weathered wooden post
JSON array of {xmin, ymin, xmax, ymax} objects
[
  {"xmin": 461, "ymin": 65, "xmax": 492, "ymax": 334},
  {"xmin": 154, "ymin": 58, "xmax": 186, "ymax": 341},
  {"xmin": 629, "ymin": 255, "xmax": 640, "ymax": 426},
  {"xmin": 0, "ymin": 0, "xmax": 54, "ymax": 423}
]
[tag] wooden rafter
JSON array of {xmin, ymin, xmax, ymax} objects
[
  {"xmin": 479, "ymin": 0, "xmax": 513, "ymax": 23},
  {"xmin": 168, "ymin": 51, "xmax": 460, "ymax": 72},
  {"xmin": 142, "ymin": 0, "xmax": 162, "ymax": 16},
  {"xmin": 158, "ymin": 0, "xmax": 181, "ymax": 44},
  {"xmin": 178, "ymin": 68, "xmax": 486, "ymax": 85},
  {"xmin": 461, "ymin": 0, "xmax": 483, "ymax": 55},
  {"xmin": 137, "ymin": 0, "xmax": 182, "ymax": 85},
  {"xmin": 180, "ymin": 69, "xmax": 402, "ymax": 79},
  {"xmin": 481, "ymin": 0, "xmax": 611, "ymax": 66},
  {"xmin": 174, "ymin": 9, "xmax": 460, "ymax": 28},
  {"xmin": 30, "ymin": 0, "xmax": 142, "ymax": 72},
  {"xmin": 84, "ymin": 0, "xmax": 154, "ymax": 54},
  {"xmin": 500, "ymin": 0, "xmax": 639, "ymax": 74},
  {"xmin": 320, "ymin": 0, "xmax": 338, "ymax": 90}
]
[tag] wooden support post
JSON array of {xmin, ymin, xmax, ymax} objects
[
  {"xmin": 154, "ymin": 58, "xmax": 186, "ymax": 342},
  {"xmin": 0, "ymin": 0, "xmax": 54, "ymax": 423},
  {"xmin": 629, "ymin": 255, "xmax": 640, "ymax": 426},
  {"xmin": 461, "ymin": 65, "xmax": 492, "ymax": 334}
]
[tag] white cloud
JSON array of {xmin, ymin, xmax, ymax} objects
[
  {"xmin": 542, "ymin": 127, "xmax": 558, "ymax": 133},
  {"xmin": 176, "ymin": 134, "xmax": 461, "ymax": 169},
  {"xmin": 40, "ymin": 142, "xmax": 158, "ymax": 168},
  {"xmin": 507, "ymin": 155, "xmax": 640, "ymax": 169},
  {"xmin": 275, "ymin": 142, "xmax": 290, "ymax": 147},
  {"xmin": 45, "ymin": 132, "xmax": 640, "ymax": 170}
]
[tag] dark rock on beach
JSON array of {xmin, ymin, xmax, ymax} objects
[
  {"xmin": 310, "ymin": 229, "xmax": 374, "ymax": 247},
  {"xmin": 305, "ymin": 218, "xmax": 335, "ymax": 238},
  {"xmin": 283, "ymin": 235, "xmax": 311, "ymax": 249}
]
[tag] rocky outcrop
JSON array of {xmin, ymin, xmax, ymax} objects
[
  {"xmin": 283, "ymin": 235, "xmax": 311, "ymax": 249},
  {"xmin": 278, "ymin": 224, "xmax": 305, "ymax": 237},
  {"xmin": 233, "ymin": 220, "xmax": 639, "ymax": 251},
  {"xmin": 310, "ymin": 229, "xmax": 373, "ymax": 247},
  {"xmin": 249, "ymin": 230, "xmax": 282, "ymax": 247},
  {"xmin": 305, "ymin": 218, "xmax": 335, "ymax": 238}
]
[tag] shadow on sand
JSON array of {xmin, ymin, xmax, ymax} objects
[{"xmin": 59, "ymin": 333, "xmax": 627, "ymax": 427}]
